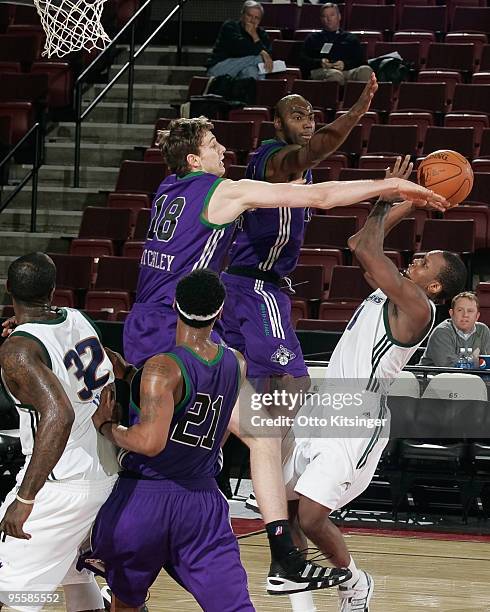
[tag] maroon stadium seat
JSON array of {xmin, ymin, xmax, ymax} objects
[
  {"xmin": 327, "ymin": 266, "xmax": 372, "ymax": 301},
  {"xmin": 367, "ymin": 124, "xmax": 418, "ymax": 156},
  {"xmin": 422, "ymin": 126, "xmax": 475, "ymax": 159},
  {"xmin": 115, "ymin": 161, "xmax": 167, "ymax": 195},
  {"xmin": 304, "ymin": 215, "xmax": 358, "ymax": 249}
]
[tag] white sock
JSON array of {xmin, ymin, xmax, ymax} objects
[
  {"xmin": 342, "ymin": 557, "xmax": 361, "ymax": 589},
  {"xmin": 289, "ymin": 591, "xmax": 317, "ymax": 611}
]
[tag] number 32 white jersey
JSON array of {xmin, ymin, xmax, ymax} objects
[{"xmin": 2, "ymin": 308, "xmax": 115, "ymax": 481}]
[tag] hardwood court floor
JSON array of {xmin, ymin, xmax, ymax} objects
[
  {"xmin": 7, "ymin": 531, "xmax": 490, "ymax": 611},
  {"xmin": 142, "ymin": 531, "xmax": 490, "ymax": 611}
]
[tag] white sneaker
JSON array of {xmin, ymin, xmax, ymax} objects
[{"xmin": 338, "ymin": 570, "xmax": 374, "ymax": 611}]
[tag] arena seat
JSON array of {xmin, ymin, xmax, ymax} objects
[
  {"xmin": 337, "ymin": 124, "xmax": 365, "ymax": 157},
  {"xmin": 324, "ymin": 202, "xmax": 372, "ymax": 228},
  {"xmin": 298, "ymin": 247, "xmax": 344, "ymax": 288},
  {"xmin": 210, "ymin": 120, "xmax": 255, "ymax": 159},
  {"xmin": 418, "ymin": 219, "xmax": 475, "ymax": 255},
  {"xmin": 452, "ymin": 83, "xmax": 490, "ymax": 115},
  {"xmin": 396, "ymin": 82, "xmax": 447, "ymax": 116},
  {"xmin": 93, "ymin": 256, "xmax": 140, "ymax": 293},
  {"xmin": 342, "ymin": 81, "xmax": 394, "ymax": 115},
  {"xmin": 187, "ymin": 76, "xmax": 209, "ymax": 98},
  {"xmin": 422, "ymin": 373, "xmax": 488, "ymax": 401},
  {"xmin": 133, "ymin": 208, "xmax": 151, "ymax": 241},
  {"xmin": 444, "ymin": 113, "xmax": 488, "ymax": 150},
  {"xmin": 383, "ymin": 217, "xmax": 417, "ymax": 257},
  {"xmin": 375, "ymin": 41, "xmax": 421, "ymax": 70},
  {"xmin": 367, "ymin": 124, "xmax": 419, "ymax": 156},
  {"xmin": 84, "ymin": 291, "xmax": 131, "ymax": 314},
  {"xmin": 327, "ymin": 265, "xmax": 372, "ymax": 302},
  {"xmin": 143, "ymin": 147, "xmax": 164, "ymax": 163},
  {"xmin": 465, "ymin": 172, "xmax": 490, "ymax": 204},
  {"xmin": 349, "ymin": 4, "xmax": 396, "ymax": 35},
  {"xmin": 450, "ymin": 6, "xmax": 490, "ymax": 34},
  {"xmin": 271, "ymin": 39, "xmax": 302, "ymax": 68},
  {"xmin": 291, "ymin": 80, "xmax": 339, "ymax": 113},
  {"xmin": 318, "ymin": 300, "xmax": 359, "ymax": 320},
  {"xmin": 399, "ymin": 5, "xmax": 448, "ymax": 34},
  {"xmin": 115, "ymin": 161, "xmax": 167, "ymax": 195},
  {"xmin": 422, "ymin": 126, "xmax": 475, "ymax": 159},
  {"xmin": 387, "ymin": 111, "xmax": 433, "ymax": 152},
  {"xmin": 358, "ymin": 154, "xmax": 400, "ymax": 171},
  {"xmin": 417, "ymin": 70, "xmax": 461, "ymax": 106},
  {"xmin": 444, "ymin": 205, "xmax": 490, "ymax": 250},
  {"xmin": 304, "ymin": 215, "xmax": 358, "ymax": 249},
  {"xmin": 290, "ymin": 299, "xmax": 308, "ymax": 327},
  {"xmin": 70, "ymin": 238, "xmax": 115, "ymax": 258},
  {"xmin": 260, "ymin": 3, "xmax": 300, "ymax": 32},
  {"xmin": 393, "ymin": 31, "xmax": 436, "ymax": 66},
  {"xmin": 30, "ymin": 61, "xmax": 72, "ymax": 108},
  {"xmin": 289, "ymin": 264, "xmax": 325, "ymax": 301},
  {"xmin": 77, "ymin": 206, "xmax": 132, "ymax": 245},
  {"xmin": 296, "ymin": 319, "xmax": 348, "ymax": 333},
  {"xmin": 122, "ymin": 240, "xmax": 145, "ymax": 259},
  {"xmin": 425, "ymin": 43, "xmax": 475, "ymax": 76},
  {"xmin": 255, "ymin": 78, "xmax": 288, "ymax": 107}
]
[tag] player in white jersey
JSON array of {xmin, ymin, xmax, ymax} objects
[
  {"xmin": 282, "ymin": 157, "xmax": 468, "ymax": 611},
  {"xmin": 0, "ymin": 252, "xmax": 117, "ymax": 612}
]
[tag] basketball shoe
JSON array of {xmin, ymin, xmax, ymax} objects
[
  {"xmin": 338, "ymin": 570, "xmax": 374, "ymax": 611},
  {"xmin": 267, "ymin": 549, "xmax": 352, "ymax": 595}
]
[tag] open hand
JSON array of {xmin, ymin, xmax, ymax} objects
[
  {"xmin": 396, "ymin": 179, "xmax": 450, "ymax": 212},
  {"xmin": 332, "ymin": 60, "xmax": 345, "ymax": 71},
  {"xmin": 385, "ymin": 154, "xmax": 413, "ymax": 180}
]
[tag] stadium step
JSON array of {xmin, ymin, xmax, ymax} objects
[
  {"xmin": 45, "ymin": 142, "xmax": 143, "ymax": 167},
  {"xmin": 10, "ymin": 164, "xmax": 120, "ymax": 189},
  {"xmin": 52, "ymin": 122, "xmax": 155, "ymax": 146},
  {"xmin": 0, "ymin": 231, "xmax": 72, "ymax": 256},
  {"xmin": 108, "ymin": 64, "xmax": 206, "ymax": 85},
  {"xmin": 82, "ymin": 101, "xmax": 178, "ymax": 125},
  {"xmin": 116, "ymin": 45, "xmax": 212, "ymax": 66},
  {"xmin": 1, "ymin": 185, "xmax": 106, "ymax": 211},
  {"xmin": 84, "ymin": 83, "xmax": 188, "ymax": 104},
  {"xmin": 0, "ymin": 208, "xmax": 82, "ymax": 233}
]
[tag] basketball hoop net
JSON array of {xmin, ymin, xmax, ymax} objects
[{"xmin": 33, "ymin": 0, "xmax": 110, "ymax": 58}]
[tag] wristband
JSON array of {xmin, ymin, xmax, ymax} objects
[
  {"xmin": 98, "ymin": 420, "xmax": 114, "ymax": 436},
  {"xmin": 16, "ymin": 494, "xmax": 35, "ymax": 505}
]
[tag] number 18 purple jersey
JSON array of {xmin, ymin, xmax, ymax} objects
[
  {"xmin": 135, "ymin": 171, "xmax": 236, "ymax": 307},
  {"xmin": 228, "ymin": 139, "xmax": 313, "ymax": 278}
]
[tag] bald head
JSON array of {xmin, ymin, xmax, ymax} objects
[
  {"xmin": 275, "ymin": 95, "xmax": 313, "ymax": 121},
  {"xmin": 273, "ymin": 94, "xmax": 315, "ymax": 145}
]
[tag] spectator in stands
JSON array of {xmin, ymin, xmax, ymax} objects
[
  {"xmin": 300, "ymin": 3, "xmax": 373, "ymax": 84},
  {"xmin": 206, "ymin": 1, "xmax": 273, "ymax": 80},
  {"xmin": 419, "ymin": 291, "xmax": 490, "ymax": 367}
]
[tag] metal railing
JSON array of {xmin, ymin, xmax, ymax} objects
[
  {"xmin": 73, "ymin": 0, "xmax": 189, "ymax": 188},
  {"xmin": 0, "ymin": 123, "xmax": 43, "ymax": 233}
]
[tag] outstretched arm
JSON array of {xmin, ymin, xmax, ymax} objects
[
  {"xmin": 0, "ymin": 337, "xmax": 75, "ymax": 539},
  {"xmin": 207, "ymin": 173, "xmax": 447, "ymax": 226},
  {"xmin": 267, "ymin": 75, "xmax": 378, "ymax": 180},
  {"xmin": 93, "ymin": 354, "xmax": 182, "ymax": 457}
]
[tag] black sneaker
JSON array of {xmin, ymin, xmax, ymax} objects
[{"xmin": 267, "ymin": 549, "xmax": 352, "ymax": 596}]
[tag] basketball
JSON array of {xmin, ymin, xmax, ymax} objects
[{"xmin": 417, "ymin": 149, "xmax": 474, "ymax": 206}]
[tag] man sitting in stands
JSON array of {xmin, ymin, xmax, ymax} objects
[
  {"xmin": 300, "ymin": 3, "xmax": 373, "ymax": 85},
  {"xmin": 207, "ymin": 1, "xmax": 273, "ymax": 80},
  {"xmin": 419, "ymin": 291, "xmax": 490, "ymax": 367}
]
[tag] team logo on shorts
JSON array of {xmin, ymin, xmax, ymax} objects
[{"xmin": 271, "ymin": 345, "xmax": 296, "ymax": 366}]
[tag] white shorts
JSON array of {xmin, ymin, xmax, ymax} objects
[
  {"xmin": 0, "ymin": 476, "xmax": 116, "ymax": 612},
  {"xmin": 284, "ymin": 422, "xmax": 389, "ymax": 511}
]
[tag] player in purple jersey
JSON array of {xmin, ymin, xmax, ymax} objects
[
  {"xmin": 122, "ymin": 115, "xmax": 448, "ymax": 595},
  {"xmin": 221, "ymin": 74, "xmax": 378, "ymax": 385},
  {"xmin": 79, "ymin": 270, "xmax": 256, "ymax": 610}
]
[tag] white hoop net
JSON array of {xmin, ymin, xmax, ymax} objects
[{"xmin": 33, "ymin": 0, "xmax": 111, "ymax": 58}]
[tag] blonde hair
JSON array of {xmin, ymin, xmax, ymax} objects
[
  {"xmin": 451, "ymin": 291, "xmax": 479, "ymax": 310},
  {"xmin": 156, "ymin": 116, "xmax": 214, "ymax": 177}
]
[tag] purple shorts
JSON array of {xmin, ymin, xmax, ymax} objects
[
  {"xmin": 82, "ymin": 476, "xmax": 253, "ymax": 610},
  {"xmin": 123, "ymin": 303, "xmax": 222, "ymax": 367},
  {"xmin": 221, "ymin": 272, "xmax": 307, "ymax": 378}
]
